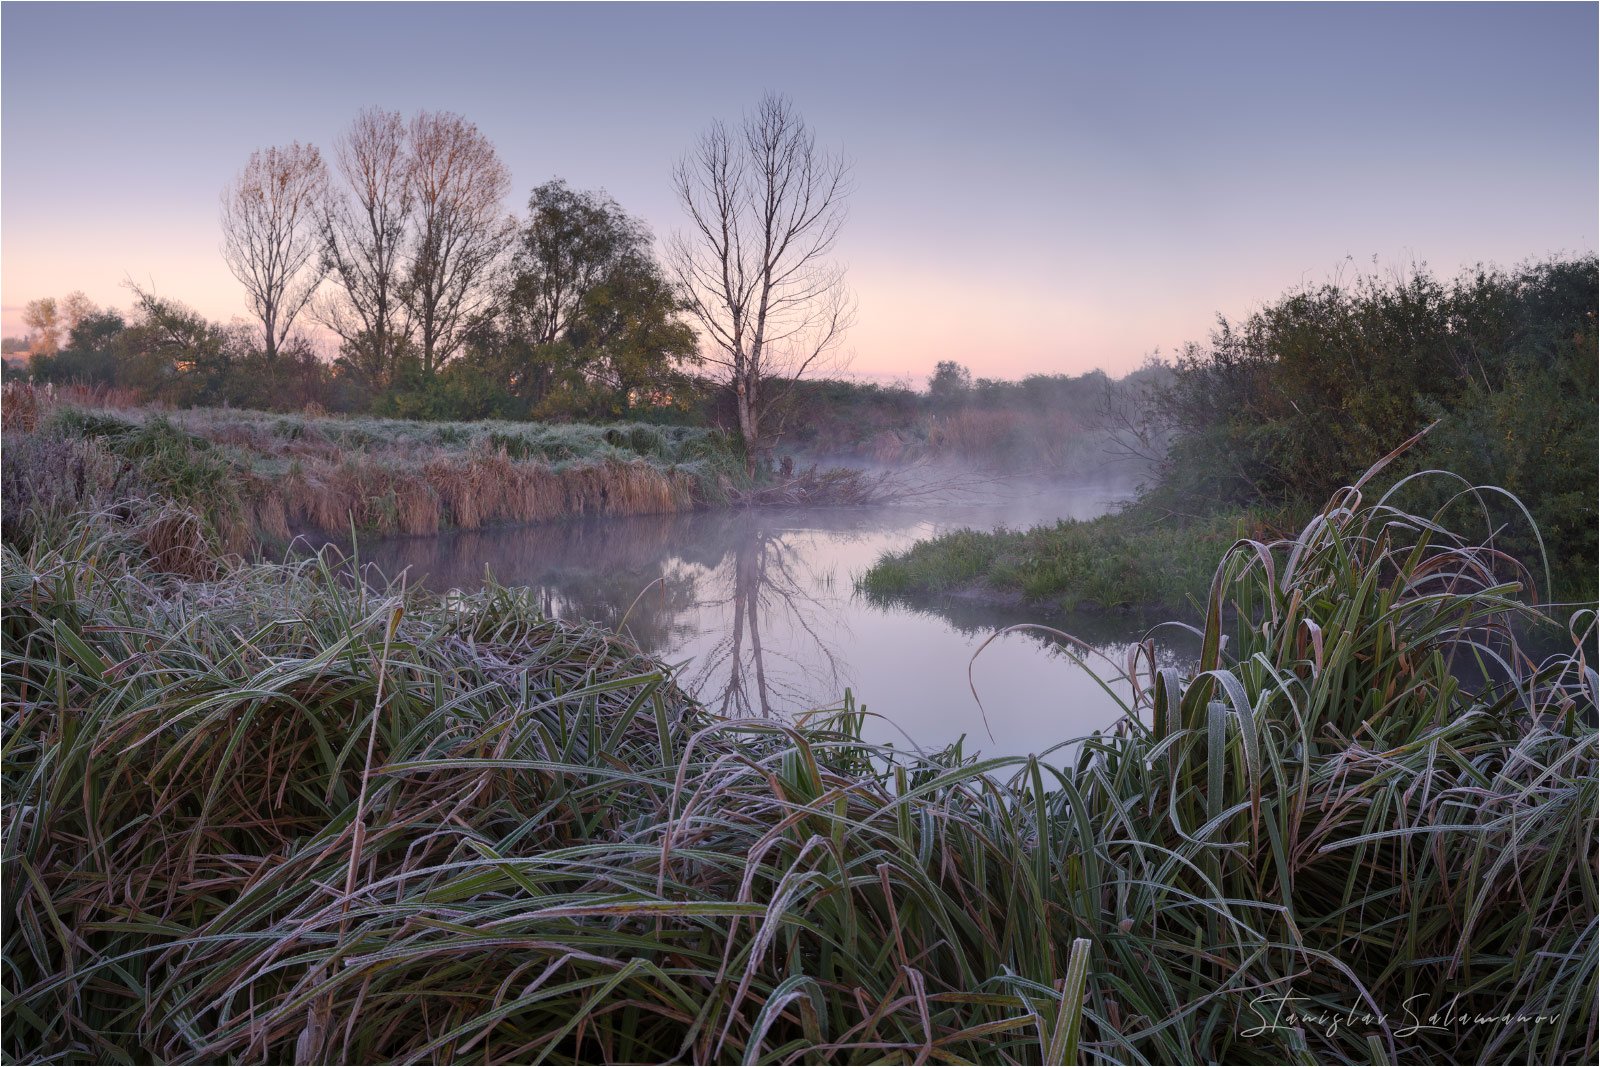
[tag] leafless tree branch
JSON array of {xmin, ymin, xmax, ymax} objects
[
  {"xmin": 220, "ymin": 141, "xmax": 328, "ymax": 362},
  {"xmin": 315, "ymin": 108, "xmax": 415, "ymax": 385},
  {"xmin": 667, "ymin": 93, "xmax": 856, "ymax": 473}
]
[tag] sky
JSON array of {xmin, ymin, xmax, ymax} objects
[{"xmin": 2, "ymin": 2, "xmax": 1595, "ymax": 381}]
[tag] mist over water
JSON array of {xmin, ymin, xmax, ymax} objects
[{"xmin": 337, "ymin": 473, "xmax": 1190, "ymax": 758}]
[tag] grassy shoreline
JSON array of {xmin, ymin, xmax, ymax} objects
[
  {"xmin": 859, "ymin": 505, "xmax": 1297, "ymax": 614},
  {"xmin": 860, "ymin": 256, "xmax": 1598, "ymax": 621},
  {"xmin": 2, "ymin": 387, "xmax": 732, "ymax": 552},
  {"xmin": 1, "ymin": 385, "xmax": 882, "ymax": 572},
  {"xmin": 3, "ymin": 451, "xmax": 1594, "ymax": 1062}
]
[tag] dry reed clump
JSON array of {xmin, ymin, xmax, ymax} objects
[
  {"xmin": 244, "ymin": 476, "xmax": 292, "ymax": 543},
  {"xmin": 406, "ymin": 449, "xmax": 693, "ymax": 531},
  {"xmin": 282, "ymin": 459, "xmax": 444, "ymax": 537},
  {"xmin": 2, "ymin": 382, "xmax": 144, "ymax": 433},
  {"xmin": 0, "ymin": 429, "xmax": 133, "ymax": 546},
  {"xmin": 135, "ymin": 502, "xmax": 230, "ymax": 579},
  {"xmin": 422, "ymin": 446, "xmax": 560, "ymax": 528},
  {"xmin": 2, "ymin": 381, "xmax": 42, "ymax": 432},
  {"xmin": 557, "ymin": 458, "xmax": 695, "ymax": 518},
  {"xmin": 264, "ymin": 449, "xmax": 697, "ymax": 538},
  {"xmin": 0, "ymin": 421, "xmax": 256, "ymax": 576}
]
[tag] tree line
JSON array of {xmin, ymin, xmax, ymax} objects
[{"xmin": 11, "ymin": 95, "xmax": 854, "ymax": 468}]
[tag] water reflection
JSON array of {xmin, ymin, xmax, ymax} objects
[
  {"xmin": 691, "ymin": 524, "xmax": 847, "ymax": 717},
  {"xmin": 335, "ymin": 484, "xmax": 1190, "ymax": 757}
]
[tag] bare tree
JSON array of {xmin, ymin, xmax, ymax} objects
[
  {"xmin": 316, "ymin": 108, "xmax": 415, "ymax": 386},
  {"xmin": 668, "ymin": 93, "xmax": 855, "ymax": 473},
  {"xmin": 220, "ymin": 142, "xmax": 328, "ymax": 362},
  {"xmin": 404, "ymin": 110, "xmax": 512, "ymax": 375}
]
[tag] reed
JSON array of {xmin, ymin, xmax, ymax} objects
[{"xmin": 3, "ymin": 398, "xmax": 740, "ymax": 551}]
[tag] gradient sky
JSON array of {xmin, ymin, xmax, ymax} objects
[{"xmin": 3, "ymin": 2, "xmax": 1595, "ymax": 380}]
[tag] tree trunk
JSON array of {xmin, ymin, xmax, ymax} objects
[{"xmin": 735, "ymin": 374, "xmax": 759, "ymax": 476}]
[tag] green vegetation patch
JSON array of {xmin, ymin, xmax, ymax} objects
[{"xmin": 862, "ymin": 506, "xmax": 1289, "ymax": 612}]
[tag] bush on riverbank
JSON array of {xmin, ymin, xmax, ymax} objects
[
  {"xmin": 862, "ymin": 257, "xmax": 1598, "ymax": 612},
  {"xmin": 1153, "ymin": 256, "xmax": 1597, "ymax": 602},
  {"xmin": 3, "ymin": 455, "xmax": 1593, "ymax": 1063}
]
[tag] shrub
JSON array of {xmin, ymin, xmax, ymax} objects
[{"xmin": 1151, "ymin": 256, "xmax": 1598, "ymax": 602}]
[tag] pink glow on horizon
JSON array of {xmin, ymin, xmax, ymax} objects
[
  {"xmin": 3, "ymin": 7, "xmax": 1593, "ymax": 382},
  {"xmin": 0, "ymin": 233, "xmax": 1199, "ymax": 379}
]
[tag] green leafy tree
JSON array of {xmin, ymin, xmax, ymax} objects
[
  {"xmin": 119, "ymin": 286, "xmax": 247, "ymax": 405},
  {"xmin": 27, "ymin": 308, "xmax": 127, "ymax": 387},
  {"xmin": 510, "ymin": 180, "xmax": 646, "ymax": 347},
  {"xmin": 568, "ymin": 255, "xmax": 698, "ymax": 412},
  {"xmin": 927, "ymin": 361, "xmax": 971, "ymax": 406},
  {"xmin": 480, "ymin": 180, "xmax": 694, "ymax": 416}
]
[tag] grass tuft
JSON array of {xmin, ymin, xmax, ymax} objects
[{"xmin": 2, "ymin": 460, "xmax": 1594, "ymax": 1063}]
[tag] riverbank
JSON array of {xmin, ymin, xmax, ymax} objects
[
  {"xmin": 0, "ymin": 385, "xmax": 885, "ymax": 568},
  {"xmin": 3, "ymin": 457, "xmax": 1593, "ymax": 1064},
  {"xmin": 863, "ymin": 256, "xmax": 1598, "ymax": 615}
]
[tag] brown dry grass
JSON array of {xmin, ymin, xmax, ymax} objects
[
  {"xmin": 159, "ymin": 410, "xmax": 717, "ymax": 538},
  {"xmin": 138, "ymin": 503, "xmax": 230, "ymax": 579},
  {"xmin": 1, "ymin": 381, "xmax": 40, "ymax": 432},
  {"xmin": 2, "ymin": 381, "xmax": 143, "ymax": 432},
  {"xmin": 248, "ymin": 450, "xmax": 698, "ymax": 540}
]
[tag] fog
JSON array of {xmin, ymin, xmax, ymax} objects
[{"xmin": 323, "ymin": 470, "xmax": 1193, "ymax": 759}]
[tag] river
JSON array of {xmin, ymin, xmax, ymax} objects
[{"xmin": 344, "ymin": 476, "xmax": 1189, "ymax": 760}]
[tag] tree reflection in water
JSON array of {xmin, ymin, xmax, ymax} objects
[
  {"xmin": 688, "ymin": 523, "xmax": 849, "ymax": 717},
  {"xmin": 333, "ymin": 482, "xmax": 1173, "ymax": 749},
  {"xmin": 334, "ymin": 508, "xmax": 866, "ymax": 714}
]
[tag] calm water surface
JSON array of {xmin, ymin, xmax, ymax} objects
[{"xmin": 346, "ymin": 479, "xmax": 1190, "ymax": 759}]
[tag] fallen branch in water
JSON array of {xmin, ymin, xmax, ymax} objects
[{"xmin": 727, "ymin": 464, "xmax": 895, "ymax": 507}]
